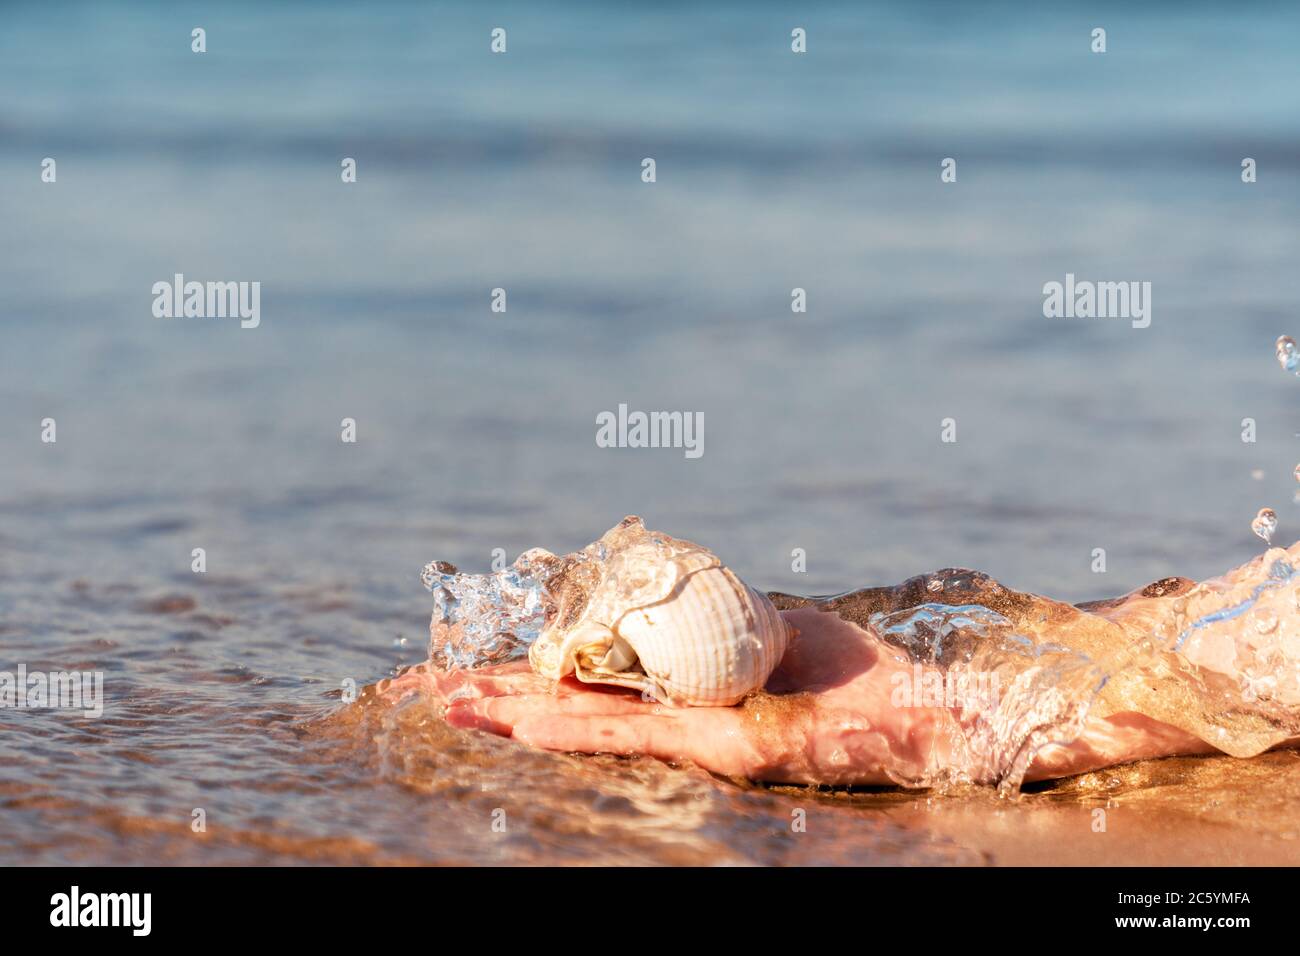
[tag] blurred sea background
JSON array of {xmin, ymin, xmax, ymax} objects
[{"xmin": 2, "ymin": 1, "xmax": 1300, "ymax": 864}]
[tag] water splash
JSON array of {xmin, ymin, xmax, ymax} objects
[
  {"xmin": 420, "ymin": 550, "xmax": 555, "ymax": 669},
  {"xmin": 421, "ymin": 528, "xmax": 1300, "ymax": 796},
  {"xmin": 1166, "ymin": 557, "xmax": 1300, "ymax": 710},
  {"xmin": 871, "ymin": 602, "xmax": 1018, "ymax": 664},
  {"xmin": 419, "ymin": 516, "xmax": 723, "ymax": 671},
  {"xmin": 867, "ymin": 592, "xmax": 1106, "ymax": 793},
  {"xmin": 1252, "ymin": 507, "xmax": 1278, "ymax": 545},
  {"xmin": 768, "ymin": 551, "xmax": 1300, "ymax": 793},
  {"xmin": 1172, "ymin": 559, "xmax": 1295, "ymax": 649}
]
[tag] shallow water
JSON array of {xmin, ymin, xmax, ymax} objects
[
  {"xmin": 5, "ymin": 1, "xmax": 1300, "ymax": 864},
  {"xmin": 6, "ymin": 550, "xmax": 1300, "ymax": 866}
]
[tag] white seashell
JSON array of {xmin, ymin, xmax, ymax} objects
[{"xmin": 528, "ymin": 516, "xmax": 796, "ymax": 706}]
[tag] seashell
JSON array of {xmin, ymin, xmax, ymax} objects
[{"xmin": 528, "ymin": 516, "xmax": 796, "ymax": 706}]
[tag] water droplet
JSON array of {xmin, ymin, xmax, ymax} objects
[
  {"xmin": 1252, "ymin": 469, "xmax": 1266, "ymax": 481},
  {"xmin": 1277, "ymin": 335, "xmax": 1300, "ymax": 372},
  {"xmin": 1252, "ymin": 507, "xmax": 1278, "ymax": 546}
]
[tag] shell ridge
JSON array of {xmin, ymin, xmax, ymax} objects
[{"xmin": 529, "ymin": 518, "xmax": 792, "ymax": 706}]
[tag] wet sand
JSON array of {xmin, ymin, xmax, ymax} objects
[{"xmin": 783, "ymin": 750, "xmax": 1300, "ymax": 866}]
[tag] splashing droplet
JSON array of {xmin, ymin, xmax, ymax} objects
[
  {"xmin": 1252, "ymin": 507, "xmax": 1278, "ymax": 546},
  {"xmin": 1277, "ymin": 335, "xmax": 1300, "ymax": 373}
]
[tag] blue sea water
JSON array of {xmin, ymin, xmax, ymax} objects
[{"xmin": 2, "ymin": 0, "xmax": 1298, "ymax": 602}]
